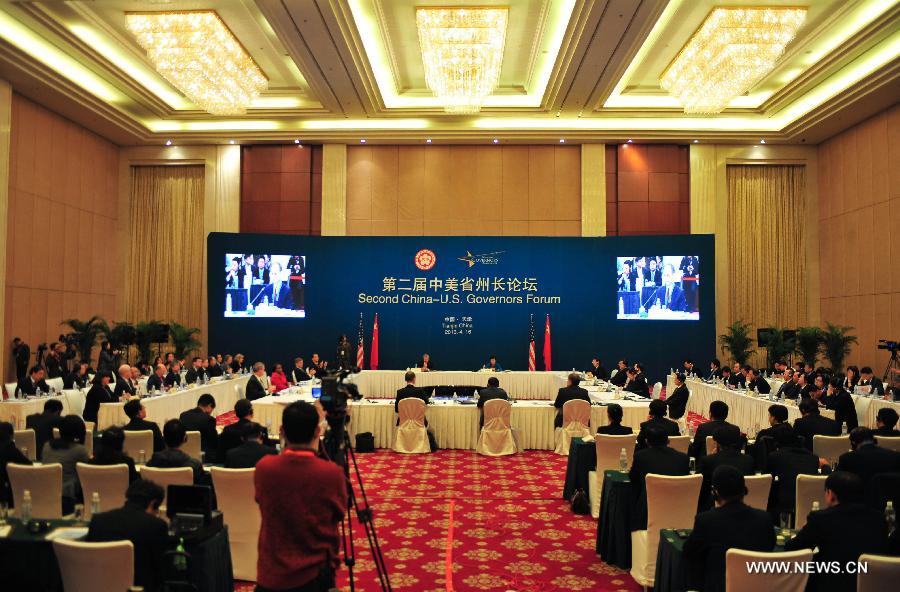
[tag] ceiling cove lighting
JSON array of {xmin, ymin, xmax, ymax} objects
[
  {"xmin": 416, "ymin": 7, "xmax": 508, "ymax": 114},
  {"xmin": 126, "ymin": 10, "xmax": 268, "ymax": 115},
  {"xmin": 660, "ymin": 7, "xmax": 806, "ymax": 114}
]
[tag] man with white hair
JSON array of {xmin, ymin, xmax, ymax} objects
[
  {"xmin": 114, "ymin": 364, "xmax": 136, "ymax": 400},
  {"xmin": 246, "ymin": 362, "xmax": 275, "ymax": 401},
  {"xmin": 146, "ymin": 364, "xmax": 167, "ymax": 393}
]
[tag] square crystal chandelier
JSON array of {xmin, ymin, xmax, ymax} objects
[
  {"xmin": 416, "ymin": 7, "xmax": 508, "ymax": 114},
  {"xmin": 126, "ymin": 10, "xmax": 268, "ymax": 115},
  {"xmin": 660, "ymin": 7, "xmax": 806, "ymax": 114}
]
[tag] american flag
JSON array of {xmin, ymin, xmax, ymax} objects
[
  {"xmin": 528, "ymin": 314, "xmax": 536, "ymax": 371},
  {"xmin": 356, "ymin": 312, "xmax": 365, "ymax": 369}
]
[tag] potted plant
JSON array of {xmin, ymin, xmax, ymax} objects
[
  {"xmin": 99, "ymin": 321, "xmax": 137, "ymax": 364},
  {"xmin": 170, "ymin": 322, "xmax": 201, "ymax": 360},
  {"xmin": 719, "ymin": 320, "xmax": 755, "ymax": 366},
  {"xmin": 821, "ymin": 323, "xmax": 857, "ymax": 374},
  {"xmin": 795, "ymin": 326, "xmax": 823, "ymax": 366},
  {"xmin": 134, "ymin": 321, "xmax": 164, "ymax": 367},
  {"xmin": 60, "ymin": 316, "xmax": 106, "ymax": 363},
  {"xmin": 763, "ymin": 327, "xmax": 796, "ymax": 368}
]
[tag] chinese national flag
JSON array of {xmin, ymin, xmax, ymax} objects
[
  {"xmin": 370, "ymin": 313, "xmax": 379, "ymax": 370},
  {"xmin": 542, "ymin": 314, "xmax": 552, "ymax": 371}
]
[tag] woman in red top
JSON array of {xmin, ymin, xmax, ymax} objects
[{"xmin": 270, "ymin": 363, "xmax": 289, "ymax": 393}]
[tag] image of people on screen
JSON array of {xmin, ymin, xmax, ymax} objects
[
  {"xmin": 616, "ymin": 255, "xmax": 699, "ymax": 320},
  {"xmin": 224, "ymin": 253, "xmax": 306, "ymax": 318}
]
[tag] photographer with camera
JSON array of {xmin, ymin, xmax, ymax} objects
[
  {"xmin": 10, "ymin": 337, "xmax": 30, "ymax": 382},
  {"xmin": 44, "ymin": 342, "xmax": 67, "ymax": 379},
  {"xmin": 98, "ymin": 341, "xmax": 119, "ymax": 375},
  {"xmin": 255, "ymin": 401, "xmax": 346, "ymax": 592}
]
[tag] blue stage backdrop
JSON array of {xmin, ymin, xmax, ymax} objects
[{"xmin": 208, "ymin": 233, "xmax": 715, "ymax": 382}]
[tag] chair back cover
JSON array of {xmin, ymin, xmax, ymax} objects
[
  {"xmin": 725, "ymin": 548, "xmax": 813, "ymax": 592},
  {"xmin": 744, "ymin": 474, "xmax": 773, "ymax": 511},
  {"xmin": 595, "ymin": 434, "xmax": 637, "ymax": 471},
  {"xmin": 123, "ymin": 430, "xmax": 154, "ymax": 462},
  {"xmin": 705, "ymin": 435, "xmax": 716, "ymax": 456},
  {"xmin": 53, "ymin": 539, "xmax": 134, "ymax": 592},
  {"xmin": 553, "ymin": 399, "xmax": 592, "ymax": 455},
  {"xmin": 476, "ymin": 399, "xmax": 516, "ymax": 456},
  {"xmin": 393, "ymin": 398, "xmax": 430, "ymax": 454},
  {"xmin": 668, "ymin": 435, "xmax": 691, "ymax": 455},
  {"xmin": 13, "ymin": 429, "xmax": 36, "ymax": 461},
  {"xmin": 139, "ymin": 466, "xmax": 193, "ymax": 507},
  {"xmin": 876, "ymin": 437, "xmax": 900, "ymax": 452},
  {"xmin": 183, "ymin": 431, "xmax": 203, "ymax": 461},
  {"xmin": 857, "ymin": 554, "xmax": 900, "ymax": 592},
  {"xmin": 8, "ymin": 463, "xmax": 62, "ymax": 519},
  {"xmin": 812, "ymin": 435, "xmax": 850, "ymax": 464},
  {"xmin": 46, "ymin": 377, "xmax": 64, "ymax": 392},
  {"xmin": 76, "ymin": 462, "xmax": 129, "ymax": 519},
  {"xmin": 651, "ymin": 382, "xmax": 663, "ymax": 400},
  {"xmin": 794, "ymin": 474, "xmax": 828, "ymax": 529},
  {"xmin": 211, "ymin": 467, "xmax": 260, "ymax": 581}
]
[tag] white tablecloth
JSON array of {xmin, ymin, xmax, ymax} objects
[
  {"xmin": 852, "ymin": 395, "xmax": 900, "ymax": 428},
  {"xmin": 0, "ymin": 389, "xmax": 87, "ymax": 430},
  {"xmin": 347, "ymin": 370, "xmax": 570, "ymax": 400}
]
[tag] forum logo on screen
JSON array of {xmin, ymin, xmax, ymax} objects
[
  {"xmin": 458, "ymin": 250, "xmax": 505, "ymax": 268},
  {"xmin": 415, "ymin": 249, "xmax": 437, "ymax": 270}
]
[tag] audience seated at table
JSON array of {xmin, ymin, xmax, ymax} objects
[
  {"xmin": 858, "ymin": 366, "xmax": 885, "ymax": 396},
  {"xmin": 875, "ymin": 408, "xmax": 900, "ymax": 436},
  {"xmin": 623, "ymin": 367, "xmax": 650, "ymax": 398},
  {"xmin": 226, "ymin": 422, "xmax": 277, "ymax": 468},
  {"xmin": 823, "ymin": 376, "xmax": 859, "ymax": 432},
  {"xmin": 42, "ymin": 415, "xmax": 90, "ymax": 514},
  {"xmin": 395, "ymin": 371, "xmax": 430, "ymax": 414},
  {"xmin": 179, "ymin": 394, "xmax": 218, "ymax": 462},
  {"xmin": 25, "ymin": 398, "xmax": 64, "ymax": 460},
  {"xmin": 164, "ymin": 362, "xmax": 183, "ymax": 389},
  {"xmin": 87, "ymin": 479, "xmax": 169, "ymax": 592},
  {"xmin": 586, "ymin": 357, "xmax": 607, "ymax": 380},
  {"xmin": 147, "ymin": 419, "xmax": 205, "ymax": 484},
  {"xmin": 123, "ymin": 399, "xmax": 165, "ymax": 452},
  {"xmin": 688, "ymin": 401, "xmax": 737, "ymax": 459},
  {"xmin": 83, "ymin": 371, "xmax": 116, "ymax": 424},
  {"xmin": 706, "ymin": 358, "xmax": 723, "ymax": 381},
  {"xmin": 476, "ymin": 376, "xmax": 509, "ymax": 427},
  {"xmin": 417, "ymin": 353, "xmax": 436, "ymax": 372},
  {"xmin": 231, "ymin": 353, "xmax": 247, "ymax": 373},
  {"xmin": 666, "ymin": 372, "xmax": 690, "ymax": 420},
  {"xmin": 270, "ymin": 363, "xmax": 289, "ymax": 392},
  {"xmin": 775, "ymin": 368, "xmax": 800, "ymax": 399},
  {"xmin": 785, "ymin": 471, "xmax": 889, "ymax": 592},
  {"xmin": 219, "ymin": 399, "xmax": 268, "ymax": 460},
  {"xmin": 597, "ymin": 403, "xmax": 632, "ymax": 435},
  {"xmin": 609, "ymin": 359, "xmax": 628, "ymax": 387},
  {"xmin": 836, "ymin": 427, "xmax": 900, "ymax": 485},
  {"xmin": 684, "ymin": 466, "xmax": 775, "ymax": 592},
  {"xmin": 697, "ymin": 425, "xmax": 755, "ymax": 511},
  {"xmin": 745, "ymin": 367, "xmax": 771, "ymax": 394},
  {"xmin": 246, "ymin": 362, "xmax": 275, "ymax": 401},
  {"xmin": 842, "ymin": 365, "xmax": 860, "ymax": 392},
  {"xmin": 482, "ymin": 355, "xmax": 503, "ymax": 372},
  {"xmin": 682, "ymin": 359, "xmax": 696, "ymax": 377},
  {"xmin": 748, "ymin": 404, "xmax": 792, "ymax": 468},
  {"xmin": 63, "ymin": 362, "xmax": 90, "ymax": 390},
  {"xmin": 90, "ymin": 427, "xmax": 139, "ymax": 482},
  {"xmin": 290, "ymin": 357, "xmax": 310, "ymax": 383},
  {"xmin": 16, "ymin": 365, "xmax": 50, "ymax": 397},
  {"xmin": 0, "ymin": 421, "xmax": 31, "ymax": 507},
  {"xmin": 146, "ymin": 364, "xmax": 167, "ymax": 393},
  {"xmin": 206, "ymin": 356, "xmax": 223, "ymax": 378},
  {"xmin": 727, "ymin": 362, "xmax": 745, "ymax": 389},
  {"xmin": 793, "ymin": 397, "xmax": 840, "ymax": 450},
  {"xmin": 636, "ymin": 400, "xmax": 680, "ymax": 451},
  {"xmin": 629, "ymin": 425, "xmax": 690, "ymax": 529},
  {"xmin": 553, "ymin": 373, "xmax": 591, "ymax": 427},
  {"xmin": 766, "ymin": 426, "xmax": 821, "ymax": 522}
]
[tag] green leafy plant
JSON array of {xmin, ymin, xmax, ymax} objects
[
  {"xmin": 795, "ymin": 326, "xmax": 823, "ymax": 365},
  {"xmin": 134, "ymin": 321, "xmax": 164, "ymax": 366},
  {"xmin": 719, "ymin": 320, "xmax": 755, "ymax": 366},
  {"xmin": 169, "ymin": 322, "xmax": 201, "ymax": 360},
  {"xmin": 821, "ymin": 323, "xmax": 857, "ymax": 374},
  {"xmin": 764, "ymin": 327, "xmax": 796, "ymax": 366},
  {"xmin": 98, "ymin": 320, "xmax": 137, "ymax": 364},
  {"xmin": 60, "ymin": 316, "xmax": 106, "ymax": 363}
]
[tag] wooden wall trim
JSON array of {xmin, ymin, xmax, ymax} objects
[
  {"xmin": 581, "ymin": 144, "xmax": 605, "ymax": 237},
  {"xmin": 0, "ymin": 80, "xmax": 11, "ymax": 378},
  {"xmin": 322, "ymin": 144, "xmax": 347, "ymax": 236}
]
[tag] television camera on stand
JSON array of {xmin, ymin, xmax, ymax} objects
[{"xmin": 878, "ymin": 339, "xmax": 900, "ymax": 398}]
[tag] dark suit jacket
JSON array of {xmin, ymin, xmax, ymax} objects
[
  {"xmin": 146, "ymin": 448, "xmax": 205, "ymax": 484},
  {"xmin": 63, "ymin": 371, "xmax": 89, "ymax": 390},
  {"xmin": 587, "ymin": 365, "xmax": 608, "ymax": 380},
  {"xmin": 164, "ymin": 371, "xmax": 181, "ymax": 388},
  {"xmin": 45, "ymin": 355, "xmax": 64, "ymax": 379},
  {"xmin": 684, "ymin": 502, "xmax": 775, "ymax": 592},
  {"xmin": 858, "ymin": 377, "xmax": 885, "ymax": 396},
  {"xmin": 777, "ymin": 381, "xmax": 800, "ymax": 399},
  {"xmin": 793, "ymin": 413, "xmax": 840, "ymax": 450},
  {"xmin": 476, "ymin": 386, "xmax": 509, "ymax": 408},
  {"xmin": 636, "ymin": 417, "xmax": 681, "ymax": 451},
  {"xmin": 178, "ymin": 408, "xmax": 218, "ymax": 461},
  {"xmin": 836, "ymin": 443, "xmax": 900, "ymax": 485},
  {"xmin": 629, "ymin": 445, "xmax": 690, "ymax": 528},
  {"xmin": 395, "ymin": 384, "xmax": 429, "ymax": 413},
  {"xmin": 185, "ymin": 367, "xmax": 207, "ymax": 384},
  {"xmin": 16, "ymin": 377, "xmax": 50, "ymax": 396},
  {"xmin": 146, "ymin": 374, "xmax": 165, "ymax": 393},
  {"xmin": 87, "ymin": 503, "xmax": 170, "ymax": 592},
  {"xmin": 290, "ymin": 367, "xmax": 310, "ymax": 383},
  {"xmin": 875, "ymin": 427, "xmax": 900, "ymax": 437},
  {"xmin": 652, "ymin": 285, "xmax": 687, "ymax": 312},
  {"xmin": 83, "ymin": 384, "xmax": 115, "ymax": 423},
  {"xmin": 0, "ymin": 440, "xmax": 31, "ymax": 504},
  {"xmin": 727, "ymin": 373, "xmax": 746, "ymax": 389},
  {"xmin": 552, "ymin": 385, "xmax": 591, "ymax": 427},
  {"xmin": 225, "ymin": 441, "xmax": 277, "ymax": 469},
  {"xmin": 767, "ymin": 446, "xmax": 820, "ymax": 512},
  {"xmin": 747, "ymin": 377, "xmax": 771, "ymax": 394},
  {"xmin": 597, "ymin": 423, "xmax": 633, "ymax": 436},
  {"xmin": 25, "ymin": 412, "xmax": 62, "ymax": 461},
  {"xmin": 609, "ymin": 369, "xmax": 628, "ymax": 387},
  {"xmin": 245, "ymin": 375, "xmax": 268, "ymax": 401},
  {"xmin": 689, "ymin": 420, "xmax": 739, "ymax": 459},
  {"xmin": 785, "ymin": 503, "xmax": 888, "ymax": 592},
  {"xmin": 666, "ymin": 384, "xmax": 690, "ymax": 419},
  {"xmin": 207, "ymin": 364, "xmax": 223, "ymax": 378},
  {"xmin": 625, "ymin": 376, "xmax": 651, "ymax": 398},
  {"xmin": 124, "ymin": 418, "xmax": 165, "ymax": 452},
  {"xmin": 114, "ymin": 377, "xmax": 136, "ymax": 399},
  {"xmin": 697, "ymin": 449, "xmax": 756, "ymax": 510},
  {"xmin": 271, "ymin": 282, "xmax": 293, "ymax": 309},
  {"xmin": 824, "ymin": 389, "xmax": 858, "ymax": 431},
  {"xmin": 217, "ymin": 418, "xmax": 269, "ymax": 460}
]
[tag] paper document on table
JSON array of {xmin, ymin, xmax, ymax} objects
[{"xmin": 45, "ymin": 527, "xmax": 88, "ymax": 541}]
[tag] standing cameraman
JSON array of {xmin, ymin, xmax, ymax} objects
[
  {"xmin": 98, "ymin": 341, "xmax": 118, "ymax": 375},
  {"xmin": 11, "ymin": 338, "xmax": 30, "ymax": 382},
  {"xmin": 255, "ymin": 402, "xmax": 346, "ymax": 592}
]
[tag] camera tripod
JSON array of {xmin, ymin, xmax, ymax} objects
[{"xmin": 883, "ymin": 349, "xmax": 900, "ymax": 393}]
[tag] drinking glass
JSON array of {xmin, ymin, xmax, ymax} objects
[
  {"xmin": 73, "ymin": 504, "xmax": 84, "ymax": 523},
  {"xmin": 779, "ymin": 511, "xmax": 792, "ymax": 533}
]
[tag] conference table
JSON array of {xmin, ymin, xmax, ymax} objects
[
  {"xmin": 347, "ymin": 369, "xmax": 570, "ymax": 400},
  {"xmin": 0, "ymin": 390, "xmax": 87, "ymax": 430}
]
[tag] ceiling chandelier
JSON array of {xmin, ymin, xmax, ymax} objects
[
  {"xmin": 126, "ymin": 10, "xmax": 267, "ymax": 115},
  {"xmin": 416, "ymin": 7, "xmax": 508, "ymax": 114},
  {"xmin": 660, "ymin": 7, "xmax": 806, "ymax": 114}
]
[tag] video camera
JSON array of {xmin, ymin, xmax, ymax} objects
[
  {"xmin": 878, "ymin": 340, "xmax": 898, "ymax": 353},
  {"xmin": 319, "ymin": 367, "xmax": 364, "ymax": 466}
]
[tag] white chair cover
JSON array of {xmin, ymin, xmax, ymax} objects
[
  {"xmin": 668, "ymin": 435, "xmax": 691, "ymax": 455},
  {"xmin": 4, "ymin": 382, "xmax": 16, "ymax": 399},
  {"xmin": 139, "ymin": 466, "xmax": 193, "ymax": 507},
  {"xmin": 630, "ymin": 473, "xmax": 702, "ymax": 587},
  {"xmin": 812, "ymin": 435, "xmax": 850, "ymax": 464},
  {"xmin": 211, "ymin": 467, "xmax": 260, "ymax": 581},
  {"xmin": 53, "ymin": 538, "xmax": 134, "ymax": 592},
  {"xmin": 184, "ymin": 431, "xmax": 203, "ymax": 461},
  {"xmin": 725, "ymin": 548, "xmax": 813, "ymax": 592},
  {"xmin": 51, "ymin": 427, "xmax": 93, "ymax": 458},
  {"xmin": 553, "ymin": 399, "xmax": 592, "ymax": 456},
  {"xmin": 858, "ymin": 554, "xmax": 900, "ymax": 592},
  {"xmin": 76, "ymin": 462, "xmax": 129, "ymax": 519},
  {"xmin": 123, "ymin": 430, "xmax": 154, "ymax": 463},
  {"xmin": 46, "ymin": 377, "xmax": 64, "ymax": 392},
  {"xmin": 705, "ymin": 435, "xmax": 716, "ymax": 456},
  {"xmin": 475, "ymin": 399, "xmax": 517, "ymax": 456},
  {"xmin": 589, "ymin": 434, "xmax": 637, "ymax": 518},
  {"xmin": 744, "ymin": 474, "xmax": 773, "ymax": 511},
  {"xmin": 13, "ymin": 429, "xmax": 36, "ymax": 461},
  {"xmin": 794, "ymin": 474, "xmax": 828, "ymax": 529},
  {"xmin": 8, "ymin": 463, "xmax": 63, "ymax": 519},
  {"xmin": 651, "ymin": 382, "xmax": 663, "ymax": 400},
  {"xmin": 393, "ymin": 398, "xmax": 430, "ymax": 454},
  {"xmin": 877, "ymin": 437, "xmax": 900, "ymax": 452}
]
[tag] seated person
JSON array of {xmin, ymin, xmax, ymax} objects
[
  {"xmin": 727, "ymin": 362, "xmax": 746, "ymax": 389},
  {"xmin": 164, "ymin": 362, "xmax": 182, "ymax": 389},
  {"xmin": 218, "ymin": 399, "xmax": 267, "ymax": 460},
  {"xmin": 476, "ymin": 377, "xmax": 509, "ymax": 427},
  {"xmin": 586, "ymin": 357, "xmax": 607, "ymax": 380},
  {"xmin": 684, "ymin": 466, "xmax": 775, "ymax": 592},
  {"xmin": 82, "ymin": 372, "xmax": 115, "ymax": 425},
  {"xmin": 697, "ymin": 425, "xmax": 755, "ymax": 511},
  {"xmin": 270, "ymin": 363, "xmax": 289, "ymax": 392},
  {"xmin": 745, "ymin": 367, "xmax": 771, "ymax": 394},
  {"xmin": 753, "ymin": 404, "xmax": 793, "ymax": 446},
  {"xmin": 836, "ymin": 427, "xmax": 900, "ymax": 485},
  {"xmin": 857, "ymin": 366, "xmax": 885, "ymax": 396},
  {"xmin": 682, "ymin": 359, "xmax": 696, "ymax": 377},
  {"xmin": 146, "ymin": 419, "xmax": 205, "ymax": 484},
  {"xmin": 87, "ymin": 479, "xmax": 169, "ymax": 592},
  {"xmin": 875, "ymin": 407, "xmax": 900, "ymax": 437},
  {"xmin": 225, "ymin": 422, "xmax": 277, "ymax": 469},
  {"xmin": 206, "ymin": 356, "xmax": 223, "ymax": 378},
  {"xmin": 629, "ymin": 425, "xmax": 690, "ymax": 529},
  {"xmin": 597, "ymin": 404, "xmax": 633, "ymax": 435},
  {"xmin": 63, "ymin": 362, "xmax": 90, "ymax": 390},
  {"xmin": 0, "ymin": 421, "xmax": 31, "ymax": 506},
  {"xmin": 113, "ymin": 364, "xmax": 136, "ymax": 399},
  {"xmin": 785, "ymin": 471, "xmax": 888, "ymax": 592},
  {"xmin": 16, "ymin": 365, "xmax": 50, "ymax": 396},
  {"xmin": 25, "ymin": 398, "xmax": 63, "ymax": 460},
  {"xmin": 552, "ymin": 373, "xmax": 590, "ymax": 428},
  {"xmin": 609, "ymin": 359, "xmax": 628, "ymax": 387},
  {"xmin": 42, "ymin": 415, "xmax": 89, "ymax": 514},
  {"xmin": 90, "ymin": 427, "xmax": 139, "ymax": 482},
  {"xmin": 178, "ymin": 394, "xmax": 218, "ymax": 462},
  {"xmin": 666, "ymin": 372, "xmax": 690, "ymax": 420},
  {"xmin": 290, "ymin": 357, "xmax": 310, "ymax": 383},
  {"xmin": 823, "ymin": 376, "xmax": 858, "ymax": 433},
  {"xmin": 706, "ymin": 358, "xmax": 723, "ymax": 381},
  {"xmin": 145, "ymin": 364, "xmax": 168, "ymax": 393},
  {"xmin": 651, "ymin": 264, "xmax": 687, "ymax": 311},
  {"xmin": 689, "ymin": 401, "xmax": 737, "ymax": 459},
  {"xmin": 636, "ymin": 399, "xmax": 680, "ymax": 451},
  {"xmin": 623, "ymin": 367, "xmax": 650, "ymax": 398},
  {"xmin": 185, "ymin": 357, "xmax": 207, "ymax": 384},
  {"xmin": 417, "ymin": 353, "xmax": 436, "ymax": 372},
  {"xmin": 776, "ymin": 368, "xmax": 799, "ymax": 399},
  {"xmin": 246, "ymin": 362, "xmax": 276, "ymax": 401},
  {"xmin": 767, "ymin": 426, "xmax": 820, "ymax": 519},
  {"xmin": 395, "ymin": 371, "xmax": 429, "ymax": 414},
  {"xmin": 123, "ymin": 399, "xmax": 165, "ymax": 453},
  {"xmin": 793, "ymin": 397, "xmax": 839, "ymax": 450},
  {"xmin": 483, "ymin": 355, "xmax": 502, "ymax": 372}
]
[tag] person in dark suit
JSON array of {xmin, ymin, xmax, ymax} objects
[
  {"xmin": 726, "ymin": 363, "xmax": 746, "ymax": 389},
  {"xmin": 146, "ymin": 420, "xmax": 205, "ymax": 484},
  {"xmin": 775, "ymin": 369, "xmax": 800, "ymax": 399},
  {"xmin": 90, "ymin": 427, "xmax": 139, "ymax": 483},
  {"xmin": 749, "ymin": 404, "xmax": 796, "ymax": 471},
  {"xmin": 225, "ymin": 422, "xmax": 277, "ymax": 469},
  {"xmin": 87, "ymin": 479, "xmax": 170, "ymax": 592},
  {"xmin": 684, "ymin": 466, "xmax": 775, "ymax": 592},
  {"xmin": 206, "ymin": 356, "xmax": 223, "ymax": 379},
  {"xmin": 649, "ymin": 264, "xmax": 688, "ymax": 311},
  {"xmin": 11, "ymin": 337, "xmax": 30, "ymax": 382},
  {"xmin": 269, "ymin": 262, "xmax": 294, "ymax": 309},
  {"xmin": 666, "ymin": 372, "xmax": 690, "ymax": 420},
  {"xmin": 793, "ymin": 397, "xmax": 840, "ymax": 450},
  {"xmin": 767, "ymin": 426, "xmax": 821, "ymax": 517},
  {"xmin": 836, "ymin": 427, "xmax": 900, "ymax": 485},
  {"xmin": 185, "ymin": 357, "xmax": 207, "ymax": 384},
  {"xmin": 113, "ymin": 364, "xmax": 137, "ymax": 399},
  {"xmin": 25, "ymin": 398, "xmax": 63, "ymax": 461},
  {"xmin": 552, "ymin": 373, "xmax": 590, "ymax": 428},
  {"xmin": 617, "ymin": 260, "xmax": 636, "ymax": 291},
  {"xmin": 824, "ymin": 376, "xmax": 858, "ymax": 432},
  {"xmin": 0, "ymin": 421, "xmax": 31, "ymax": 505},
  {"xmin": 643, "ymin": 258, "xmax": 662, "ymax": 287},
  {"xmin": 250, "ymin": 256, "xmax": 269, "ymax": 284},
  {"xmin": 44, "ymin": 343, "xmax": 65, "ymax": 379},
  {"xmin": 246, "ymin": 362, "xmax": 274, "ymax": 401},
  {"xmin": 483, "ymin": 356, "xmax": 503, "ymax": 372},
  {"xmin": 609, "ymin": 359, "xmax": 629, "ymax": 387},
  {"xmin": 231, "ymin": 353, "xmax": 247, "ymax": 373},
  {"xmin": 178, "ymin": 394, "xmax": 218, "ymax": 463},
  {"xmin": 164, "ymin": 362, "xmax": 183, "ymax": 389},
  {"xmin": 146, "ymin": 364, "xmax": 167, "ymax": 393},
  {"xmin": 785, "ymin": 471, "xmax": 889, "ymax": 592},
  {"xmin": 689, "ymin": 400, "xmax": 740, "ymax": 459},
  {"xmin": 218, "ymin": 399, "xmax": 269, "ymax": 461},
  {"xmin": 597, "ymin": 403, "xmax": 633, "ymax": 435},
  {"xmin": 745, "ymin": 367, "xmax": 771, "ymax": 394},
  {"xmin": 636, "ymin": 399, "xmax": 681, "ymax": 451},
  {"xmin": 858, "ymin": 366, "xmax": 885, "ymax": 396},
  {"xmin": 335, "ymin": 335, "xmax": 352, "ymax": 369},
  {"xmin": 754, "ymin": 404, "xmax": 793, "ymax": 443},
  {"xmin": 16, "ymin": 365, "xmax": 50, "ymax": 397},
  {"xmin": 477, "ymin": 377, "xmax": 509, "ymax": 427},
  {"xmin": 875, "ymin": 407, "xmax": 900, "ymax": 437},
  {"xmin": 629, "ymin": 425, "xmax": 690, "ymax": 528},
  {"xmin": 395, "ymin": 371, "xmax": 429, "ymax": 413},
  {"xmin": 416, "ymin": 353, "xmax": 436, "ymax": 372},
  {"xmin": 707, "ymin": 359, "xmax": 724, "ymax": 381},
  {"xmin": 586, "ymin": 357, "xmax": 607, "ymax": 380},
  {"xmin": 682, "ymin": 359, "xmax": 697, "ymax": 377},
  {"xmin": 290, "ymin": 357, "xmax": 310, "ymax": 383},
  {"xmin": 63, "ymin": 362, "xmax": 90, "ymax": 390},
  {"xmin": 697, "ymin": 425, "xmax": 756, "ymax": 510},
  {"xmin": 83, "ymin": 372, "xmax": 116, "ymax": 424},
  {"xmin": 122, "ymin": 399, "xmax": 164, "ymax": 453},
  {"xmin": 623, "ymin": 367, "xmax": 651, "ymax": 398}
]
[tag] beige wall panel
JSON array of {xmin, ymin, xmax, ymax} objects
[
  {"xmin": 370, "ymin": 218, "xmax": 398, "ymax": 235},
  {"xmin": 31, "ymin": 195, "xmax": 50, "ymax": 291},
  {"xmin": 554, "ymin": 146, "xmax": 581, "ymax": 221},
  {"xmin": 449, "ymin": 147, "xmax": 478, "ymax": 217},
  {"xmin": 528, "ymin": 147, "xmax": 555, "ymax": 221},
  {"xmin": 397, "ymin": 218, "xmax": 424, "ymax": 235},
  {"xmin": 397, "ymin": 147, "xmax": 425, "ymax": 220},
  {"xmin": 424, "ymin": 146, "xmax": 452, "ymax": 221},
  {"xmin": 501, "ymin": 146, "xmax": 529, "ymax": 220},
  {"xmin": 502, "ymin": 220, "xmax": 529, "ymax": 235},
  {"xmin": 889, "ymin": 107, "xmax": 900, "ymax": 196},
  {"xmin": 346, "ymin": 147, "xmax": 373, "ymax": 220},
  {"xmin": 346, "ymin": 219, "xmax": 372, "ymax": 236},
  {"xmin": 371, "ymin": 146, "xmax": 398, "ymax": 220},
  {"xmin": 473, "ymin": 146, "xmax": 502, "ymax": 221}
]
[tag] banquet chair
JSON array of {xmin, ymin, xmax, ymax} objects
[
  {"xmin": 211, "ymin": 467, "xmax": 260, "ymax": 581},
  {"xmin": 858, "ymin": 554, "xmax": 900, "ymax": 592},
  {"xmin": 184, "ymin": 430, "xmax": 203, "ymax": 461},
  {"xmin": 52, "ymin": 426, "xmax": 94, "ymax": 458},
  {"xmin": 475, "ymin": 399, "xmax": 517, "ymax": 456},
  {"xmin": 4, "ymin": 382, "xmax": 16, "ymax": 399},
  {"xmin": 76, "ymin": 462, "xmax": 129, "ymax": 519},
  {"xmin": 589, "ymin": 434, "xmax": 637, "ymax": 518},
  {"xmin": 553, "ymin": 399, "xmax": 591, "ymax": 456},
  {"xmin": 725, "ymin": 548, "xmax": 813, "ymax": 592},
  {"xmin": 651, "ymin": 382, "xmax": 663, "ymax": 400},
  {"xmin": 13, "ymin": 429, "xmax": 36, "ymax": 460},
  {"xmin": 705, "ymin": 435, "xmax": 717, "ymax": 456},
  {"xmin": 393, "ymin": 398, "xmax": 430, "ymax": 454},
  {"xmin": 878, "ymin": 437, "xmax": 900, "ymax": 452},
  {"xmin": 123, "ymin": 430, "xmax": 154, "ymax": 463},
  {"xmin": 139, "ymin": 466, "xmax": 193, "ymax": 508},
  {"xmin": 795, "ymin": 474, "xmax": 828, "ymax": 529},
  {"xmin": 744, "ymin": 474, "xmax": 773, "ymax": 511},
  {"xmin": 812, "ymin": 435, "xmax": 850, "ymax": 465},
  {"xmin": 8, "ymin": 463, "xmax": 63, "ymax": 519},
  {"xmin": 53, "ymin": 539, "xmax": 133, "ymax": 592},
  {"xmin": 46, "ymin": 377, "xmax": 64, "ymax": 392},
  {"xmin": 668, "ymin": 435, "xmax": 691, "ymax": 455},
  {"xmin": 630, "ymin": 473, "xmax": 702, "ymax": 587}
]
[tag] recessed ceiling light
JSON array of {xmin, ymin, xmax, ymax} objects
[
  {"xmin": 693, "ymin": 139, "xmax": 699, "ymax": 143},
  {"xmin": 492, "ymin": 138, "xmax": 499, "ymax": 144},
  {"xmin": 360, "ymin": 139, "xmax": 366, "ymax": 144},
  {"xmin": 559, "ymin": 138, "xmax": 565, "ymax": 143},
  {"xmin": 294, "ymin": 139, "xmax": 300, "ymax": 144},
  {"xmin": 229, "ymin": 140, "xmax": 235, "ymax": 144},
  {"xmin": 165, "ymin": 139, "xmax": 172, "ymax": 146},
  {"xmin": 760, "ymin": 139, "xmax": 766, "ymax": 144},
  {"xmin": 626, "ymin": 139, "xmax": 633, "ymax": 143},
  {"xmin": 426, "ymin": 138, "xmax": 432, "ymax": 144}
]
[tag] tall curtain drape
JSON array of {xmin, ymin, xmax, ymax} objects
[
  {"xmin": 126, "ymin": 165, "xmax": 204, "ymax": 330},
  {"xmin": 727, "ymin": 165, "xmax": 806, "ymax": 363}
]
